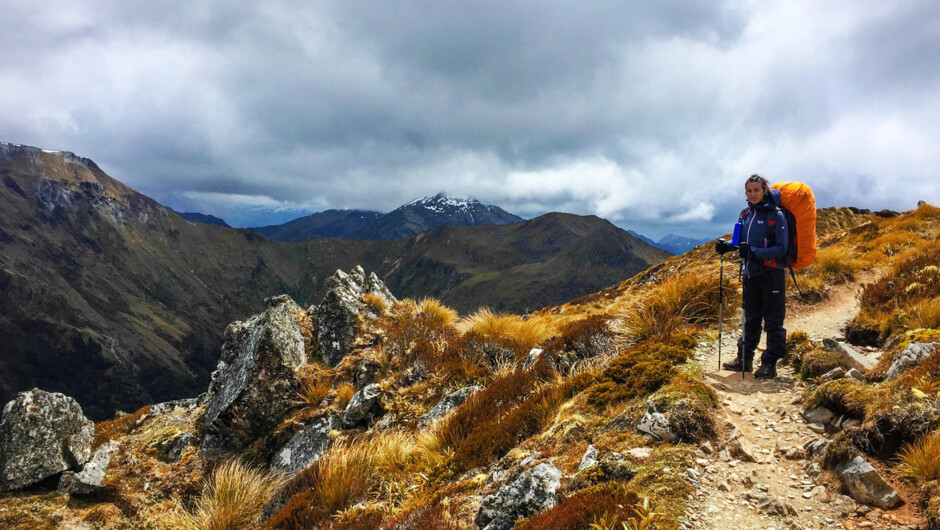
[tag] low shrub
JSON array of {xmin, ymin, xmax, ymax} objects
[
  {"xmin": 92, "ymin": 405, "xmax": 151, "ymax": 450},
  {"xmin": 585, "ymin": 339, "xmax": 694, "ymax": 407},
  {"xmin": 517, "ymin": 483, "xmax": 639, "ymax": 530},
  {"xmin": 170, "ymin": 458, "xmax": 286, "ymax": 530}
]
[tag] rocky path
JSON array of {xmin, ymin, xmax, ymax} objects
[{"xmin": 679, "ymin": 281, "xmax": 926, "ymax": 530}]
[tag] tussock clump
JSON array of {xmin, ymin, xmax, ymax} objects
[
  {"xmin": 416, "ymin": 297, "xmax": 458, "ymax": 327},
  {"xmin": 898, "ymin": 430, "xmax": 940, "ymax": 481},
  {"xmin": 361, "ymin": 292, "xmax": 390, "ymax": 314},
  {"xmin": 784, "ymin": 330, "xmax": 811, "ymax": 368},
  {"xmin": 295, "ymin": 368, "xmax": 332, "ymax": 408},
  {"xmin": 585, "ymin": 338, "xmax": 694, "ymax": 407},
  {"xmin": 811, "ymin": 246, "xmax": 858, "ymax": 284},
  {"xmin": 619, "ymin": 268, "xmax": 736, "ymax": 340},
  {"xmin": 334, "ymin": 382, "xmax": 356, "ymax": 409},
  {"xmin": 458, "ymin": 308, "xmax": 552, "ymax": 354},
  {"xmin": 169, "ymin": 458, "xmax": 286, "ymax": 530},
  {"xmin": 540, "ymin": 314, "xmax": 614, "ymax": 375},
  {"xmin": 93, "ymin": 405, "xmax": 151, "ymax": 450}
]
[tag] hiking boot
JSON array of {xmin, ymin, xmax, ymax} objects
[
  {"xmin": 754, "ymin": 361, "xmax": 777, "ymax": 380},
  {"xmin": 722, "ymin": 357, "xmax": 753, "ymax": 372}
]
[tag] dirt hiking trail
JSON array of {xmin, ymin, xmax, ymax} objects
[{"xmin": 679, "ymin": 279, "xmax": 926, "ymax": 530}]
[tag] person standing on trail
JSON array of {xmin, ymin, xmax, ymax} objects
[{"xmin": 715, "ymin": 174, "xmax": 789, "ymax": 379}]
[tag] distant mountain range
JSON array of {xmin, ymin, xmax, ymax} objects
[
  {"xmin": 175, "ymin": 211, "xmax": 231, "ymax": 227},
  {"xmin": 627, "ymin": 230, "xmax": 710, "ymax": 256},
  {"xmin": 249, "ymin": 193, "xmax": 521, "ymax": 242},
  {"xmin": 0, "ymin": 142, "xmax": 670, "ymax": 419}
]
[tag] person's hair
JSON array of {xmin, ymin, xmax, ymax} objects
[{"xmin": 745, "ymin": 174, "xmax": 769, "ymax": 191}]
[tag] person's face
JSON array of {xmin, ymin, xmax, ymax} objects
[{"xmin": 745, "ymin": 182, "xmax": 764, "ymax": 205}]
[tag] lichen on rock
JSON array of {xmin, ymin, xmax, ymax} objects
[{"xmin": 0, "ymin": 389, "xmax": 95, "ymax": 491}]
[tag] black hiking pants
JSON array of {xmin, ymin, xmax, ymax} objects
[{"xmin": 737, "ymin": 268, "xmax": 786, "ymax": 364}]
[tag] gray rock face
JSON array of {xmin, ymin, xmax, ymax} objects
[
  {"xmin": 886, "ymin": 342, "xmax": 939, "ymax": 381},
  {"xmin": 0, "ymin": 389, "xmax": 95, "ymax": 491},
  {"xmin": 822, "ymin": 338, "xmax": 877, "ymax": 372},
  {"xmin": 821, "ymin": 367, "xmax": 846, "ymax": 382},
  {"xmin": 342, "ymin": 384, "xmax": 383, "ymax": 428},
  {"xmin": 203, "ymin": 295, "xmax": 307, "ymax": 451},
  {"xmin": 272, "ymin": 415, "xmax": 339, "ymax": 475},
  {"xmin": 60, "ymin": 442, "xmax": 119, "ymax": 495},
  {"xmin": 836, "ymin": 456, "xmax": 901, "ymax": 509},
  {"xmin": 418, "ymin": 386, "xmax": 481, "ymax": 427},
  {"xmin": 475, "ymin": 462, "xmax": 563, "ymax": 530},
  {"xmin": 317, "ymin": 267, "xmax": 397, "ymax": 366},
  {"xmin": 638, "ymin": 403, "xmax": 676, "ymax": 442}
]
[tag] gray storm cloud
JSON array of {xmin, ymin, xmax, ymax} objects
[{"xmin": 0, "ymin": 0, "xmax": 938, "ymax": 236}]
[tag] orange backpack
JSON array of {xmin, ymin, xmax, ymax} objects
[{"xmin": 771, "ymin": 182, "xmax": 817, "ymax": 269}]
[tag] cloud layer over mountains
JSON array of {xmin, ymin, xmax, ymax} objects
[{"xmin": 1, "ymin": 1, "xmax": 938, "ymax": 236}]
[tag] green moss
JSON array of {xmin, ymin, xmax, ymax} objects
[
  {"xmin": 804, "ymin": 379, "xmax": 877, "ymax": 419},
  {"xmin": 646, "ymin": 361, "xmax": 718, "ymax": 442},
  {"xmin": 624, "ymin": 445, "xmax": 694, "ymax": 523},
  {"xmin": 799, "ymin": 347, "xmax": 846, "ymax": 380}
]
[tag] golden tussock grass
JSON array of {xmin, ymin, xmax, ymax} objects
[
  {"xmin": 360, "ymin": 292, "xmax": 389, "ymax": 313},
  {"xmin": 457, "ymin": 308, "xmax": 553, "ymax": 351},
  {"xmin": 334, "ymin": 382, "xmax": 357, "ymax": 409},
  {"xmin": 904, "ymin": 297, "xmax": 940, "ymax": 330},
  {"xmin": 295, "ymin": 373, "xmax": 332, "ymax": 408},
  {"xmin": 618, "ymin": 268, "xmax": 734, "ymax": 340},
  {"xmin": 416, "ymin": 297, "xmax": 459, "ymax": 327},
  {"xmin": 898, "ymin": 430, "xmax": 940, "ymax": 481},
  {"xmin": 811, "ymin": 246, "xmax": 858, "ymax": 283},
  {"xmin": 168, "ymin": 458, "xmax": 286, "ymax": 530}
]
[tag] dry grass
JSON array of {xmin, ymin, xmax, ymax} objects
[
  {"xmin": 361, "ymin": 292, "xmax": 389, "ymax": 314},
  {"xmin": 457, "ymin": 308, "xmax": 553, "ymax": 351},
  {"xmin": 92, "ymin": 405, "xmax": 151, "ymax": 450},
  {"xmin": 295, "ymin": 372, "xmax": 332, "ymax": 408},
  {"xmin": 619, "ymin": 268, "xmax": 733, "ymax": 340},
  {"xmin": 811, "ymin": 246, "xmax": 858, "ymax": 284},
  {"xmin": 898, "ymin": 430, "xmax": 940, "ymax": 481},
  {"xmin": 416, "ymin": 297, "xmax": 459, "ymax": 327},
  {"xmin": 168, "ymin": 458, "xmax": 286, "ymax": 530},
  {"xmin": 904, "ymin": 297, "xmax": 940, "ymax": 330},
  {"xmin": 335, "ymin": 382, "xmax": 357, "ymax": 410}
]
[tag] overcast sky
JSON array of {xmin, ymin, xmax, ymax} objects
[{"xmin": 2, "ymin": 1, "xmax": 938, "ymax": 237}]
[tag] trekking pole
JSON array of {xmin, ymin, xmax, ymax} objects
[
  {"xmin": 718, "ymin": 251, "xmax": 724, "ymax": 370},
  {"xmin": 740, "ymin": 260, "xmax": 746, "ymax": 380}
]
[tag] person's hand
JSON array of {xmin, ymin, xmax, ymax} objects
[
  {"xmin": 715, "ymin": 239, "xmax": 734, "ymax": 255},
  {"xmin": 738, "ymin": 243, "xmax": 751, "ymax": 260}
]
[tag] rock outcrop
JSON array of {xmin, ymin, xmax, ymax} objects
[
  {"xmin": 886, "ymin": 342, "xmax": 939, "ymax": 380},
  {"xmin": 0, "ymin": 389, "xmax": 95, "ymax": 491},
  {"xmin": 202, "ymin": 295, "xmax": 308, "ymax": 451},
  {"xmin": 342, "ymin": 384, "xmax": 383, "ymax": 428},
  {"xmin": 58, "ymin": 442, "xmax": 119, "ymax": 495},
  {"xmin": 637, "ymin": 402, "xmax": 676, "ymax": 442},
  {"xmin": 271, "ymin": 415, "xmax": 339, "ymax": 475},
  {"xmin": 418, "ymin": 386, "xmax": 481, "ymax": 426},
  {"xmin": 822, "ymin": 338, "xmax": 877, "ymax": 372},
  {"xmin": 317, "ymin": 266, "xmax": 397, "ymax": 366},
  {"xmin": 475, "ymin": 462, "xmax": 563, "ymax": 530}
]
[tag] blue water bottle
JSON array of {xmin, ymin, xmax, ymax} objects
[{"xmin": 731, "ymin": 221, "xmax": 742, "ymax": 246}]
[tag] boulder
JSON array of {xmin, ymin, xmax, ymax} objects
[
  {"xmin": 637, "ymin": 402, "xmax": 676, "ymax": 442},
  {"xmin": 317, "ymin": 267, "xmax": 397, "ymax": 366},
  {"xmin": 821, "ymin": 367, "xmax": 846, "ymax": 382},
  {"xmin": 578, "ymin": 445, "xmax": 598, "ymax": 471},
  {"xmin": 418, "ymin": 386, "xmax": 481, "ymax": 427},
  {"xmin": 886, "ymin": 342, "xmax": 939, "ymax": 381},
  {"xmin": 475, "ymin": 462, "xmax": 563, "ymax": 530},
  {"xmin": 59, "ymin": 442, "xmax": 119, "ymax": 495},
  {"xmin": 0, "ymin": 389, "xmax": 95, "ymax": 491},
  {"xmin": 342, "ymin": 384, "xmax": 383, "ymax": 428},
  {"xmin": 272, "ymin": 415, "xmax": 339, "ymax": 475},
  {"xmin": 803, "ymin": 406, "xmax": 835, "ymax": 425},
  {"xmin": 202, "ymin": 295, "xmax": 307, "ymax": 451},
  {"xmin": 822, "ymin": 338, "xmax": 877, "ymax": 372},
  {"xmin": 836, "ymin": 455, "xmax": 902, "ymax": 509}
]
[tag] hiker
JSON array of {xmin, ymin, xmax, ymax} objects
[{"xmin": 715, "ymin": 174, "xmax": 789, "ymax": 379}]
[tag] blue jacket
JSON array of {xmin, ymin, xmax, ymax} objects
[{"xmin": 740, "ymin": 189, "xmax": 788, "ymax": 278}]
